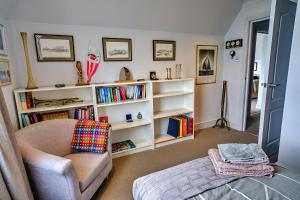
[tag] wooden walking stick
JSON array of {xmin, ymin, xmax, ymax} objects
[
  {"xmin": 214, "ymin": 80, "xmax": 230, "ymax": 130},
  {"xmin": 20, "ymin": 32, "xmax": 38, "ymax": 89}
]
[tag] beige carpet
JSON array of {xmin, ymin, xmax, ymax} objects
[{"xmin": 92, "ymin": 128, "xmax": 258, "ymax": 200}]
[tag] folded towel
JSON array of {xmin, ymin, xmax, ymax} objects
[
  {"xmin": 218, "ymin": 143, "xmax": 269, "ymax": 164},
  {"xmin": 208, "ymin": 149, "xmax": 274, "ymax": 177}
]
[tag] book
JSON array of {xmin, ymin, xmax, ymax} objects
[
  {"xmin": 167, "ymin": 118, "xmax": 180, "ymax": 137},
  {"xmin": 20, "ymin": 93, "xmax": 27, "ymax": 110},
  {"xmin": 112, "ymin": 140, "xmax": 136, "ymax": 153}
]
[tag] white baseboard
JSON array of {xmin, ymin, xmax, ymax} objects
[
  {"xmin": 195, "ymin": 120, "xmax": 217, "ymax": 130},
  {"xmin": 195, "ymin": 120, "xmax": 242, "ymax": 131}
]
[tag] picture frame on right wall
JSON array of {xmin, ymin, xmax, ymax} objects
[{"xmin": 196, "ymin": 45, "xmax": 218, "ymax": 85}]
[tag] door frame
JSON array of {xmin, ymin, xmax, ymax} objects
[{"xmin": 242, "ymin": 17, "xmax": 270, "ymax": 132}]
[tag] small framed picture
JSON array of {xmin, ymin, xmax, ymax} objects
[
  {"xmin": 34, "ymin": 34, "xmax": 75, "ymax": 62},
  {"xmin": 0, "ymin": 59, "xmax": 12, "ymax": 87},
  {"xmin": 0, "ymin": 24, "xmax": 8, "ymax": 56},
  {"xmin": 153, "ymin": 40, "xmax": 176, "ymax": 61},
  {"xmin": 150, "ymin": 71, "xmax": 158, "ymax": 80},
  {"xmin": 196, "ymin": 45, "xmax": 218, "ymax": 85},
  {"xmin": 102, "ymin": 38, "xmax": 132, "ymax": 61}
]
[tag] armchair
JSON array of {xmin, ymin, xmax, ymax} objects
[{"xmin": 16, "ymin": 119, "xmax": 112, "ymax": 200}]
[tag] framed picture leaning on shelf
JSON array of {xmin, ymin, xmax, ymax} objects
[
  {"xmin": 102, "ymin": 38, "xmax": 132, "ymax": 61},
  {"xmin": 34, "ymin": 34, "xmax": 75, "ymax": 61},
  {"xmin": 0, "ymin": 24, "xmax": 8, "ymax": 56},
  {"xmin": 196, "ymin": 45, "xmax": 218, "ymax": 85},
  {"xmin": 153, "ymin": 40, "xmax": 176, "ymax": 61},
  {"xmin": 0, "ymin": 59, "xmax": 12, "ymax": 87}
]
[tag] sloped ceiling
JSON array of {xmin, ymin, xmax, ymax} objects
[{"xmin": 0, "ymin": 0, "xmax": 245, "ymax": 35}]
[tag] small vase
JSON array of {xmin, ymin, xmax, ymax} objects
[{"xmin": 137, "ymin": 112, "xmax": 143, "ymax": 119}]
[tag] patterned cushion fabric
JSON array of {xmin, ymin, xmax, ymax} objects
[{"xmin": 71, "ymin": 120, "xmax": 110, "ymax": 154}]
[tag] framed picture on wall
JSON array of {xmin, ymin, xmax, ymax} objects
[
  {"xmin": 102, "ymin": 38, "xmax": 132, "ymax": 61},
  {"xmin": 0, "ymin": 59, "xmax": 12, "ymax": 87},
  {"xmin": 34, "ymin": 34, "xmax": 75, "ymax": 61},
  {"xmin": 153, "ymin": 40, "xmax": 176, "ymax": 61},
  {"xmin": 196, "ymin": 45, "xmax": 218, "ymax": 85},
  {"xmin": 0, "ymin": 24, "xmax": 8, "ymax": 56}
]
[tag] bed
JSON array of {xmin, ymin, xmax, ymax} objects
[{"xmin": 133, "ymin": 157, "xmax": 300, "ymax": 200}]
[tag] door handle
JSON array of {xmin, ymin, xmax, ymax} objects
[{"xmin": 261, "ymin": 83, "xmax": 281, "ymax": 88}]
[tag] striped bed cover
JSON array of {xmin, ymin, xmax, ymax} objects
[{"xmin": 189, "ymin": 166, "xmax": 300, "ymax": 200}]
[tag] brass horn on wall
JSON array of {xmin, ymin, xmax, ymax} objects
[{"xmin": 20, "ymin": 32, "xmax": 38, "ymax": 90}]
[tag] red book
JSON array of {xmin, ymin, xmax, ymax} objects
[
  {"xmin": 188, "ymin": 117, "xmax": 194, "ymax": 134},
  {"xmin": 120, "ymin": 87, "xmax": 126, "ymax": 100},
  {"xmin": 25, "ymin": 92, "xmax": 33, "ymax": 109}
]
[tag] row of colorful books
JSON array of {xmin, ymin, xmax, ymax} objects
[
  {"xmin": 112, "ymin": 140, "xmax": 136, "ymax": 153},
  {"xmin": 167, "ymin": 115, "xmax": 194, "ymax": 138},
  {"xmin": 21, "ymin": 111, "xmax": 69, "ymax": 127},
  {"xmin": 74, "ymin": 107, "xmax": 95, "ymax": 120},
  {"xmin": 96, "ymin": 85, "xmax": 146, "ymax": 104},
  {"xmin": 19, "ymin": 92, "xmax": 34, "ymax": 110}
]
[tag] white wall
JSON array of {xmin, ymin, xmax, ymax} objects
[
  {"xmin": 0, "ymin": 16, "xmax": 18, "ymax": 130},
  {"xmin": 278, "ymin": 2, "xmax": 300, "ymax": 170},
  {"xmin": 9, "ymin": 20, "xmax": 224, "ymax": 129},
  {"xmin": 223, "ymin": 0, "xmax": 272, "ymax": 130}
]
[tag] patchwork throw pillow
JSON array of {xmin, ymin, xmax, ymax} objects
[{"xmin": 71, "ymin": 120, "xmax": 110, "ymax": 153}]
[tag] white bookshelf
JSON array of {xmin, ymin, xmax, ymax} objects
[{"xmin": 14, "ymin": 78, "xmax": 195, "ymax": 157}]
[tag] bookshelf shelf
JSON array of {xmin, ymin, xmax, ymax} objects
[
  {"xmin": 97, "ymin": 98, "xmax": 150, "ymax": 107},
  {"xmin": 153, "ymin": 108, "xmax": 193, "ymax": 119},
  {"xmin": 112, "ymin": 139, "xmax": 152, "ymax": 158},
  {"xmin": 19, "ymin": 101, "xmax": 94, "ymax": 114},
  {"xmin": 153, "ymin": 91, "xmax": 193, "ymax": 99},
  {"xmin": 111, "ymin": 119, "xmax": 151, "ymax": 131},
  {"xmin": 14, "ymin": 78, "xmax": 195, "ymax": 158}
]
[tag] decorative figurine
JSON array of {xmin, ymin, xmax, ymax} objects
[
  {"xmin": 126, "ymin": 114, "xmax": 133, "ymax": 122},
  {"xmin": 75, "ymin": 61, "xmax": 88, "ymax": 86},
  {"xmin": 150, "ymin": 71, "xmax": 158, "ymax": 80},
  {"xmin": 20, "ymin": 32, "xmax": 38, "ymax": 89},
  {"xmin": 175, "ymin": 64, "xmax": 182, "ymax": 79},
  {"xmin": 118, "ymin": 67, "xmax": 134, "ymax": 82},
  {"xmin": 137, "ymin": 112, "xmax": 143, "ymax": 119},
  {"xmin": 86, "ymin": 46, "xmax": 100, "ymax": 84}
]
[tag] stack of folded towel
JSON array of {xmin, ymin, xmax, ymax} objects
[{"xmin": 208, "ymin": 143, "xmax": 274, "ymax": 177}]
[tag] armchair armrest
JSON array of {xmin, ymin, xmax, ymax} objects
[
  {"xmin": 18, "ymin": 141, "xmax": 72, "ymax": 174},
  {"xmin": 17, "ymin": 140, "xmax": 81, "ymax": 200}
]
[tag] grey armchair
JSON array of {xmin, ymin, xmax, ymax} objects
[{"xmin": 16, "ymin": 119, "xmax": 112, "ymax": 200}]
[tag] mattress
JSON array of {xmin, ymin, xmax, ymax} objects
[{"xmin": 133, "ymin": 157, "xmax": 300, "ymax": 200}]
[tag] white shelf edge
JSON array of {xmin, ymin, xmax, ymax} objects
[
  {"xmin": 19, "ymin": 101, "xmax": 94, "ymax": 114},
  {"xmin": 111, "ymin": 119, "xmax": 151, "ymax": 131},
  {"xmin": 94, "ymin": 81, "xmax": 149, "ymax": 87},
  {"xmin": 153, "ymin": 91, "xmax": 193, "ymax": 99},
  {"xmin": 155, "ymin": 135, "xmax": 194, "ymax": 148},
  {"xmin": 153, "ymin": 108, "xmax": 193, "ymax": 119},
  {"xmin": 151, "ymin": 78, "xmax": 195, "ymax": 83},
  {"xmin": 97, "ymin": 98, "xmax": 150, "ymax": 107},
  {"xmin": 112, "ymin": 140, "xmax": 152, "ymax": 158},
  {"xmin": 14, "ymin": 85, "xmax": 93, "ymax": 93}
]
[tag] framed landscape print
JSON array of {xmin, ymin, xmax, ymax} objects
[
  {"xmin": 0, "ymin": 59, "xmax": 12, "ymax": 87},
  {"xmin": 102, "ymin": 38, "xmax": 132, "ymax": 61},
  {"xmin": 153, "ymin": 40, "xmax": 176, "ymax": 61},
  {"xmin": 0, "ymin": 24, "xmax": 8, "ymax": 56},
  {"xmin": 34, "ymin": 34, "xmax": 75, "ymax": 61},
  {"xmin": 196, "ymin": 45, "xmax": 218, "ymax": 85}
]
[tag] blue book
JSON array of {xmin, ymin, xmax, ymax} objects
[{"xmin": 167, "ymin": 118, "xmax": 180, "ymax": 137}]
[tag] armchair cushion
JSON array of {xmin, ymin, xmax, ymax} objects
[
  {"xmin": 71, "ymin": 120, "xmax": 110, "ymax": 154},
  {"xmin": 64, "ymin": 152, "xmax": 110, "ymax": 192}
]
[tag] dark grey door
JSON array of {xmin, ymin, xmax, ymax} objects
[{"xmin": 259, "ymin": 0, "xmax": 296, "ymax": 161}]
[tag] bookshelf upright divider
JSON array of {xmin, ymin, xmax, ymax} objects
[{"xmin": 14, "ymin": 78, "xmax": 195, "ymax": 158}]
